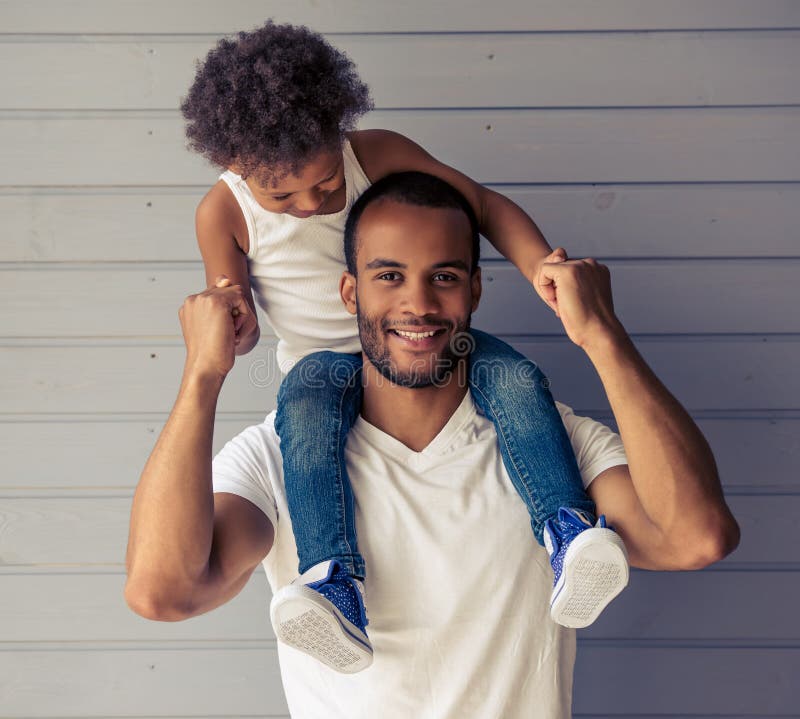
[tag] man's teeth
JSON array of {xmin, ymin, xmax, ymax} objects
[{"xmin": 394, "ymin": 329, "xmax": 438, "ymax": 340}]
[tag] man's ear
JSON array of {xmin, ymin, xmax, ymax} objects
[
  {"xmin": 340, "ymin": 271, "xmax": 357, "ymax": 315},
  {"xmin": 470, "ymin": 267, "xmax": 482, "ymax": 313}
]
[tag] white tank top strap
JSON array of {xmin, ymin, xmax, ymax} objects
[
  {"xmin": 218, "ymin": 170, "xmax": 259, "ymax": 259},
  {"xmin": 342, "ymin": 137, "xmax": 371, "ymax": 207}
]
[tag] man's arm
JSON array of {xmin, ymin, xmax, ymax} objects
[
  {"xmin": 349, "ymin": 129, "xmax": 564, "ymax": 313},
  {"xmin": 540, "ymin": 254, "xmax": 740, "ymax": 570},
  {"xmin": 124, "ymin": 280, "xmax": 273, "ymax": 621}
]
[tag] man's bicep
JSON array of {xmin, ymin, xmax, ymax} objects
[
  {"xmin": 587, "ymin": 465, "xmax": 667, "ymax": 570},
  {"xmin": 189, "ymin": 492, "xmax": 274, "ymax": 616}
]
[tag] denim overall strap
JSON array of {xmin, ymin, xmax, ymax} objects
[
  {"xmin": 274, "ymin": 351, "xmax": 365, "ymax": 579},
  {"xmin": 466, "ymin": 329, "xmax": 596, "ymax": 545}
]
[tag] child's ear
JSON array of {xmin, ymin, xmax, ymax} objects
[{"xmin": 340, "ymin": 272, "xmax": 357, "ymax": 315}]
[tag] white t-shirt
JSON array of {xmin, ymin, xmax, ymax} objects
[{"xmin": 212, "ymin": 394, "xmax": 628, "ymax": 719}]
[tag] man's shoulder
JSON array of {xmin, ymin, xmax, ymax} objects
[
  {"xmin": 213, "ymin": 411, "xmax": 282, "ymax": 475},
  {"xmin": 232, "ymin": 410, "xmax": 279, "ymax": 444}
]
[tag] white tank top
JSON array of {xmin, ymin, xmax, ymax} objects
[{"xmin": 219, "ymin": 140, "xmax": 371, "ymax": 373}]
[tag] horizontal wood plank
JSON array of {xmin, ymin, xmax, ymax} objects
[
  {"xmin": 1, "ymin": 338, "xmax": 797, "ymax": 414},
  {"xmin": 2, "ymin": 0, "xmax": 798, "ymax": 33},
  {"xmin": 4, "ymin": 32, "xmax": 799, "ymax": 110},
  {"xmin": 4, "ymin": 184, "xmax": 800, "ymax": 263},
  {"xmin": 572, "ymin": 646, "xmax": 800, "ymax": 715},
  {"xmin": 2, "ymin": 415, "xmax": 796, "ymax": 491},
  {"xmin": 3, "ymin": 261, "xmax": 799, "ymax": 337},
  {"xmin": 1, "ymin": 570, "xmax": 795, "ymax": 642},
  {"xmin": 2, "ymin": 108, "xmax": 799, "ymax": 186},
  {"xmin": 0, "ymin": 644, "xmax": 795, "ymax": 715},
  {"xmin": 0, "ymin": 494, "xmax": 786, "ymax": 566},
  {"xmin": 0, "ymin": 645, "xmax": 288, "ymax": 717}
]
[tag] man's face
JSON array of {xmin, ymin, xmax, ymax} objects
[{"xmin": 341, "ymin": 198, "xmax": 481, "ymax": 388}]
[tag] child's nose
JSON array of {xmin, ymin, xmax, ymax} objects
[{"xmin": 295, "ymin": 188, "xmax": 325, "ymax": 213}]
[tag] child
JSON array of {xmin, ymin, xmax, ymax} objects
[{"xmin": 181, "ymin": 21, "xmax": 629, "ymax": 673}]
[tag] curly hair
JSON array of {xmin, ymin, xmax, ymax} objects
[{"xmin": 181, "ymin": 21, "xmax": 373, "ymax": 184}]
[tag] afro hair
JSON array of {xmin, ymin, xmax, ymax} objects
[{"xmin": 181, "ymin": 21, "xmax": 373, "ymax": 184}]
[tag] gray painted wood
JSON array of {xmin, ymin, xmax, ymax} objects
[
  {"xmin": 5, "ymin": 32, "xmax": 800, "ymax": 110},
  {"xmin": 3, "ymin": 261, "xmax": 798, "ymax": 337},
  {"xmin": 0, "ymin": 644, "xmax": 796, "ymax": 716},
  {"xmin": 3, "ymin": 109, "xmax": 799, "ymax": 186},
  {"xmin": 4, "ymin": 184, "xmax": 800, "ymax": 263},
  {"xmin": 3, "ymin": 416, "xmax": 796, "ymax": 491},
  {"xmin": 1, "ymin": 2, "xmax": 796, "ymax": 716},
  {"xmin": 0, "ymin": 646, "xmax": 289, "ymax": 717},
  {"xmin": 572, "ymin": 647, "xmax": 800, "ymax": 715},
  {"xmin": 1, "ymin": 570, "xmax": 795, "ymax": 642},
  {"xmin": 2, "ymin": 0, "xmax": 798, "ymax": 32},
  {"xmin": 0, "ymin": 494, "xmax": 787, "ymax": 567},
  {"xmin": 2, "ymin": 338, "xmax": 798, "ymax": 414},
  {"xmin": 0, "ymin": 418, "xmax": 260, "ymax": 489}
]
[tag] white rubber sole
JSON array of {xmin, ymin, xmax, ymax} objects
[
  {"xmin": 550, "ymin": 527, "xmax": 629, "ymax": 629},
  {"xmin": 270, "ymin": 585, "xmax": 373, "ymax": 673}
]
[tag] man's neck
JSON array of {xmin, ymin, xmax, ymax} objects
[{"xmin": 360, "ymin": 359, "xmax": 470, "ymax": 453}]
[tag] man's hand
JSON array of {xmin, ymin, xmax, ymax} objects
[
  {"xmin": 537, "ymin": 248, "xmax": 625, "ymax": 350},
  {"xmin": 178, "ymin": 275, "xmax": 251, "ymax": 380}
]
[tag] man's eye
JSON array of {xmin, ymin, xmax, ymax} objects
[
  {"xmin": 433, "ymin": 273, "xmax": 457, "ymax": 282},
  {"xmin": 378, "ymin": 272, "xmax": 401, "ymax": 281}
]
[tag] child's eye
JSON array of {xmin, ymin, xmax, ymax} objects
[{"xmin": 271, "ymin": 194, "xmax": 291, "ymax": 201}]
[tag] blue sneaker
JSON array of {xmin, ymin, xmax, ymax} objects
[
  {"xmin": 270, "ymin": 560, "xmax": 373, "ymax": 673},
  {"xmin": 543, "ymin": 507, "xmax": 629, "ymax": 628}
]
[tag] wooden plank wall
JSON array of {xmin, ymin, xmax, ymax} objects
[{"xmin": 1, "ymin": 1, "xmax": 799, "ymax": 716}]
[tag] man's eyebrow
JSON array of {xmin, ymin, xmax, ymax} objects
[
  {"xmin": 432, "ymin": 260, "xmax": 469, "ymax": 272},
  {"xmin": 364, "ymin": 259, "xmax": 470, "ymax": 272},
  {"xmin": 365, "ymin": 258, "xmax": 406, "ymax": 270}
]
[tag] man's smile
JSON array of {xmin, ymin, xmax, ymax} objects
[{"xmin": 386, "ymin": 325, "xmax": 449, "ymax": 350}]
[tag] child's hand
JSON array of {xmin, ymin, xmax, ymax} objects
[
  {"xmin": 531, "ymin": 247, "xmax": 568, "ymax": 315},
  {"xmin": 178, "ymin": 277, "xmax": 251, "ymax": 380},
  {"xmin": 214, "ymin": 275, "xmax": 258, "ymax": 350}
]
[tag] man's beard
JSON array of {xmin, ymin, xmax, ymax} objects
[{"xmin": 356, "ymin": 299, "xmax": 472, "ymax": 388}]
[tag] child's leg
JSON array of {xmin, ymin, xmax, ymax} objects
[
  {"xmin": 466, "ymin": 329, "xmax": 594, "ymax": 544},
  {"xmin": 272, "ymin": 350, "xmax": 372, "ymax": 673},
  {"xmin": 274, "ymin": 350, "xmax": 365, "ymax": 579},
  {"xmin": 467, "ymin": 329, "xmax": 628, "ymax": 629}
]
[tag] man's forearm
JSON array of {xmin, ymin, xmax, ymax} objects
[
  {"xmin": 125, "ymin": 369, "xmax": 224, "ymax": 613},
  {"xmin": 584, "ymin": 327, "xmax": 735, "ymax": 541}
]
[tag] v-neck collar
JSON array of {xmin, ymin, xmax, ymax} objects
[{"xmin": 350, "ymin": 391, "xmax": 477, "ymax": 464}]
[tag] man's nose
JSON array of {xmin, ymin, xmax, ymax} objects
[{"xmin": 401, "ymin": 278, "xmax": 440, "ymax": 317}]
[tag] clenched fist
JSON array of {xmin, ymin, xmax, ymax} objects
[
  {"xmin": 178, "ymin": 276, "xmax": 251, "ymax": 380},
  {"xmin": 538, "ymin": 249, "xmax": 625, "ymax": 350}
]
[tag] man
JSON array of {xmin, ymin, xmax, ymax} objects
[{"xmin": 125, "ymin": 172, "xmax": 739, "ymax": 718}]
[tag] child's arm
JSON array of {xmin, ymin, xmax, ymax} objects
[
  {"xmin": 195, "ymin": 182, "xmax": 261, "ymax": 354},
  {"xmin": 350, "ymin": 130, "xmax": 564, "ymax": 313}
]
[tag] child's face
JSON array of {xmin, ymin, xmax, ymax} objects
[{"xmin": 237, "ymin": 149, "xmax": 345, "ymax": 218}]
